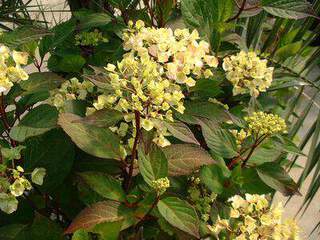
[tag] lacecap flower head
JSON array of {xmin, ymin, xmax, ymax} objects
[
  {"xmin": 88, "ymin": 20, "xmax": 218, "ymax": 147},
  {"xmin": 208, "ymin": 194, "xmax": 300, "ymax": 240},
  {"xmin": 223, "ymin": 51, "xmax": 274, "ymax": 97}
]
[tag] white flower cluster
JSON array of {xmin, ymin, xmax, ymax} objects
[
  {"xmin": 49, "ymin": 78, "xmax": 94, "ymax": 111},
  {"xmin": 223, "ymin": 51, "xmax": 274, "ymax": 97},
  {"xmin": 207, "ymin": 194, "xmax": 300, "ymax": 240},
  {"xmin": 87, "ymin": 20, "xmax": 218, "ymax": 147},
  {"xmin": 0, "ymin": 45, "xmax": 29, "ymax": 93}
]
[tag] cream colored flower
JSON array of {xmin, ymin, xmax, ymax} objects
[
  {"xmin": 89, "ymin": 21, "xmax": 218, "ymax": 147},
  {"xmin": 223, "ymin": 51, "xmax": 274, "ymax": 97},
  {"xmin": 0, "ymin": 45, "xmax": 29, "ymax": 93}
]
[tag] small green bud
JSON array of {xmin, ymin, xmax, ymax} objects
[{"xmin": 151, "ymin": 177, "xmax": 170, "ymax": 195}]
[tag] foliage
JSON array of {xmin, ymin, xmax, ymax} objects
[{"xmin": 0, "ymin": 0, "xmax": 319, "ymax": 239}]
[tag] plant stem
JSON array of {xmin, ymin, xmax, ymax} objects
[
  {"xmin": 228, "ymin": 134, "xmax": 268, "ymax": 169},
  {"xmin": 144, "ymin": 0, "xmax": 156, "ymax": 26},
  {"xmin": 227, "ymin": 0, "xmax": 247, "ymax": 23},
  {"xmin": 125, "ymin": 110, "xmax": 141, "ymax": 192},
  {"xmin": 135, "ymin": 195, "xmax": 160, "ymax": 231},
  {"xmin": 241, "ymin": 135, "xmax": 268, "ymax": 167}
]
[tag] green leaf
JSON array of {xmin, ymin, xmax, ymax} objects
[
  {"xmin": 79, "ymin": 172, "xmax": 126, "ymax": 202},
  {"xmin": 75, "ymin": 109, "xmax": 123, "ymax": 128},
  {"xmin": 190, "ymin": 77, "xmax": 222, "ymax": 99},
  {"xmin": 262, "ymin": 0, "xmax": 316, "ymax": 19},
  {"xmin": 19, "ymin": 72, "xmax": 65, "ymax": 95},
  {"xmin": 138, "ymin": 144, "xmax": 168, "ymax": 186},
  {"xmin": 200, "ymin": 164, "xmax": 227, "ymax": 194},
  {"xmin": 0, "ymin": 224, "xmax": 26, "ymax": 240},
  {"xmin": 178, "ymin": 101, "xmax": 231, "ymax": 124},
  {"xmin": 257, "ymin": 163, "xmax": 300, "ymax": 196},
  {"xmin": 65, "ymin": 201, "xmax": 126, "ymax": 234},
  {"xmin": 74, "ymin": 11, "xmax": 112, "ymax": 29},
  {"xmin": 274, "ymin": 41, "xmax": 303, "ymax": 61},
  {"xmin": 91, "ymin": 221, "xmax": 123, "ymax": 240},
  {"xmin": 53, "ymin": 54, "xmax": 86, "ymax": 73},
  {"xmin": 199, "ymin": 119, "xmax": 238, "ymax": 158},
  {"xmin": 10, "ymin": 104, "xmax": 58, "ymax": 142},
  {"xmin": 39, "ymin": 19, "xmax": 76, "ymax": 57},
  {"xmin": 24, "ymin": 129, "xmax": 74, "ymax": 191},
  {"xmin": 0, "ymin": 193, "xmax": 18, "ymax": 214},
  {"xmin": 162, "ymin": 121, "xmax": 199, "ymax": 145},
  {"xmin": 181, "ymin": 0, "xmax": 233, "ymax": 28},
  {"xmin": 0, "ymin": 26, "xmax": 51, "ymax": 48},
  {"xmin": 63, "ymin": 100, "xmax": 89, "ymax": 117},
  {"xmin": 157, "ymin": 197, "xmax": 199, "ymax": 238},
  {"xmin": 72, "ymin": 229, "xmax": 90, "ymax": 240},
  {"xmin": 58, "ymin": 113, "xmax": 122, "ymax": 160},
  {"xmin": 234, "ymin": 168, "xmax": 273, "ymax": 195},
  {"xmin": 273, "ymin": 136, "xmax": 305, "ymax": 156},
  {"xmin": 15, "ymin": 214, "xmax": 63, "ymax": 240},
  {"xmin": 163, "ymin": 144, "xmax": 215, "ymax": 176},
  {"xmin": 247, "ymin": 141, "xmax": 280, "ymax": 166},
  {"xmin": 181, "ymin": 0, "xmax": 234, "ymax": 51}
]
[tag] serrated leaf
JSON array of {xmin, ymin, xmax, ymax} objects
[
  {"xmin": 72, "ymin": 229, "xmax": 90, "ymax": 240},
  {"xmin": 138, "ymin": 144, "xmax": 168, "ymax": 186},
  {"xmin": 273, "ymin": 136, "xmax": 305, "ymax": 156},
  {"xmin": 74, "ymin": 12, "xmax": 112, "ymax": 29},
  {"xmin": 39, "ymin": 19, "xmax": 76, "ymax": 57},
  {"xmin": 198, "ymin": 119, "xmax": 238, "ymax": 158},
  {"xmin": 257, "ymin": 163, "xmax": 300, "ymax": 196},
  {"xmin": 19, "ymin": 72, "xmax": 65, "ymax": 95},
  {"xmin": 24, "ymin": 129, "xmax": 74, "ymax": 191},
  {"xmin": 0, "ymin": 26, "xmax": 51, "ymax": 48},
  {"xmin": 262, "ymin": 0, "xmax": 317, "ymax": 19},
  {"xmin": 181, "ymin": 0, "xmax": 234, "ymax": 51},
  {"xmin": 74, "ymin": 109, "xmax": 123, "ymax": 127},
  {"xmin": 235, "ymin": 168, "xmax": 273, "ymax": 194},
  {"xmin": 162, "ymin": 121, "xmax": 199, "ymax": 145},
  {"xmin": 10, "ymin": 104, "xmax": 59, "ymax": 142},
  {"xmin": 79, "ymin": 172, "xmax": 126, "ymax": 202},
  {"xmin": 163, "ymin": 144, "xmax": 215, "ymax": 176},
  {"xmin": 91, "ymin": 221, "xmax": 123, "ymax": 240},
  {"xmin": 200, "ymin": 164, "xmax": 227, "ymax": 194},
  {"xmin": 179, "ymin": 101, "xmax": 231, "ymax": 124},
  {"xmin": 65, "ymin": 201, "xmax": 126, "ymax": 234},
  {"xmin": 157, "ymin": 197, "xmax": 199, "ymax": 238},
  {"xmin": 58, "ymin": 113, "xmax": 121, "ymax": 160},
  {"xmin": 56, "ymin": 54, "xmax": 86, "ymax": 73}
]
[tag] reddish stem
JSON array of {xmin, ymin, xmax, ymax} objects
[
  {"xmin": 227, "ymin": 0, "xmax": 247, "ymax": 23},
  {"xmin": 125, "ymin": 110, "xmax": 141, "ymax": 192}
]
